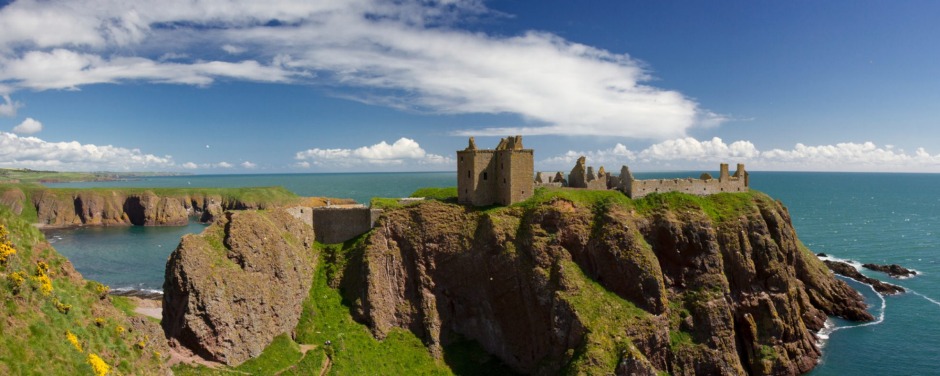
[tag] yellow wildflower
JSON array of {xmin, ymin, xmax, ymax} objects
[
  {"xmin": 0, "ymin": 242, "xmax": 15, "ymax": 265},
  {"xmin": 115, "ymin": 325, "xmax": 125, "ymax": 335},
  {"xmin": 87, "ymin": 354, "xmax": 110, "ymax": 376},
  {"xmin": 33, "ymin": 273, "xmax": 52, "ymax": 296},
  {"xmin": 66, "ymin": 331, "xmax": 82, "ymax": 352},
  {"xmin": 94, "ymin": 317, "xmax": 105, "ymax": 327},
  {"xmin": 7, "ymin": 271, "xmax": 25, "ymax": 294}
]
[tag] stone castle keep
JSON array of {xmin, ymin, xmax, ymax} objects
[
  {"xmin": 458, "ymin": 136, "xmax": 748, "ymax": 206},
  {"xmin": 457, "ymin": 136, "xmax": 535, "ymax": 206}
]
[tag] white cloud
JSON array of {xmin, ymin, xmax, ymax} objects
[
  {"xmin": 0, "ymin": 94, "xmax": 22, "ymax": 117},
  {"xmin": 0, "ymin": 0, "xmax": 719, "ymax": 138},
  {"xmin": 214, "ymin": 161, "xmax": 233, "ymax": 168},
  {"xmin": 240, "ymin": 161, "xmax": 256, "ymax": 168},
  {"xmin": 542, "ymin": 138, "xmax": 940, "ymax": 172},
  {"xmin": 0, "ymin": 131, "xmax": 174, "ymax": 171},
  {"xmin": 295, "ymin": 137, "xmax": 452, "ymax": 167},
  {"xmin": 181, "ymin": 162, "xmax": 198, "ymax": 169},
  {"xmin": 12, "ymin": 117, "xmax": 42, "ymax": 134}
]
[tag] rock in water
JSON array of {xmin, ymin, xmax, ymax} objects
[
  {"xmin": 162, "ymin": 209, "xmax": 316, "ymax": 365},
  {"xmin": 344, "ymin": 193, "xmax": 873, "ymax": 375},
  {"xmin": 823, "ymin": 261, "xmax": 906, "ymax": 294},
  {"xmin": 862, "ymin": 263, "xmax": 917, "ymax": 278}
]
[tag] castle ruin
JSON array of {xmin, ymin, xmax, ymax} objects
[
  {"xmin": 457, "ymin": 136, "xmax": 534, "ymax": 206},
  {"xmin": 457, "ymin": 137, "xmax": 749, "ymax": 206},
  {"xmin": 554, "ymin": 159, "xmax": 748, "ymax": 199}
]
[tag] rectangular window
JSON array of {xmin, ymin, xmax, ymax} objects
[{"xmin": 483, "ymin": 172, "xmax": 488, "ymax": 180}]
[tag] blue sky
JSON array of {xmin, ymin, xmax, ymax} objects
[{"xmin": 1, "ymin": 0, "xmax": 938, "ymax": 173}]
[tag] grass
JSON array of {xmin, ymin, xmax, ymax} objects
[
  {"xmin": 233, "ymin": 334, "xmax": 303, "ymax": 374},
  {"xmin": 555, "ymin": 260, "xmax": 652, "ymax": 374},
  {"xmin": 0, "ymin": 206, "xmax": 166, "ymax": 374},
  {"xmin": 370, "ymin": 197, "xmax": 404, "ymax": 210},
  {"xmin": 633, "ymin": 190, "xmax": 760, "ymax": 223},
  {"xmin": 294, "ymin": 245, "xmax": 453, "ymax": 375},
  {"xmin": 410, "ymin": 187, "xmax": 458, "ymax": 202}
]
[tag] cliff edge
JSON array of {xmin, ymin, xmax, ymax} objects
[{"xmin": 341, "ymin": 190, "xmax": 871, "ymax": 375}]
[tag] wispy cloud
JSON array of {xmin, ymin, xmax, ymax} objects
[
  {"xmin": 295, "ymin": 137, "xmax": 452, "ymax": 168},
  {"xmin": 543, "ymin": 137, "xmax": 940, "ymax": 172},
  {"xmin": 0, "ymin": 0, "xmax": 719, "ymax": 138},
  {"xmin": 0, "ymin": 94, "xmax": 21, "ymax": 117}
]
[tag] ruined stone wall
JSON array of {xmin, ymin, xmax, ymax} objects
[
  {"xmin": 627, "ymin": 176, "xmax": 748, "ymax": 199},
  {"xmin": 311, "ymin": 207, "xmax": 377, "ymax": 244},
  {"xmin": 285, "ymin": 206, "xmax": 313, "ymax": 227}
]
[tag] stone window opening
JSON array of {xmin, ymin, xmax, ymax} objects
[
  {"xmin": 467, "ymin": 170, "xmax": 471, "ymax": 178},
  {"xmin": 483, "ymin": 172, "xmax": 488, "ymax": 180}
]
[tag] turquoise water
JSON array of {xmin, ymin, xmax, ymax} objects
[{"xmin": 42, "ymin": 172, "xmax": 940, "ymax": 374}]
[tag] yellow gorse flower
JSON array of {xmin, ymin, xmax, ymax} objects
[
  {"xmin": 87, "ymin": 354, "xmax": 110, "ymax": 376},
  {"xmin": 66, "ymin": 331, "xmax": 82, "ymax": 352}
]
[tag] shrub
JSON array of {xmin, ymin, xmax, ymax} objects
[
  {"xmin": 87, "ymin": 354, "xmax": 110, "ymax": 376},
  {"xmin": 33, "ymin": 273, "xmax": 52, "ymax": 296},
  {"xmin": 7, "ymin": 271, "xmax": 25, "ymax": 294},
  {"xmin": 66, "ymin": 331, "xmax": 82, "ymax": 352},
  {"xmin": 88, "ymin": 281, "xmax": 110, "ymax": 299},
  {"xmin": 0, "ymin": 224, "xmax": 15, "ymax": 265},
  {"xmin": 54, "ymin": 298, "xmax": 72, "ymax": 314}
]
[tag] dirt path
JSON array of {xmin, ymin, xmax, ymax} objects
[{"xmin": 319, "ymin": 354, "xmax": 332, "ymax": 376}]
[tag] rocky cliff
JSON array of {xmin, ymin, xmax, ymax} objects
[
  {"xmin": 162, "ymin": 208, "xmax": 316, "ymax": 365},
  {"xmin": 342, "ymin": 191, "xmax": 872, "ymax": 375},
  {"xmin": 23, "ymin": 187, "xmax": 294, "ymax": 226}
]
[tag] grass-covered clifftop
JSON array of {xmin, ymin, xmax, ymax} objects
[
  {"xmin": 0, "ymin": 183, "xmax": 300, "ymax": 225},
  {"xmin": 0, "ymin": 206, "xmax": 169, "ymax": 374},
  {"xmin": 168, "ymin": 187, "xmax": 871, "ymax": 376}
]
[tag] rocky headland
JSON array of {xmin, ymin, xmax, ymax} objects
[
  {"xmin": 160, "ymin": 189, "xmax": 875, "ymax": 375},
  {"xmin": 162, "ymin": 208, "xmax": 316, "ymax": 365},
  {"xmin": 0, "ymin": 185, "xmax": 301, "ymax": 227}
]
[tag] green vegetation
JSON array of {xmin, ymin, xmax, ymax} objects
[
  {"xmin": 520, "ymin": 186, "xmax": 633, "ymax": 210},
  {"xmin": 370, "ymin": 197, "xmax": 404, "ymax": 210},
  {"xmin": 234, "ymin": 334, "xmax": 304, "ymax": 374},
  {"xmin": 0, "ymin": 206, "xmax": 166, "ymax": 374},
  {"xmin": 410, "ymin": 187, "xmax": 458, "ymax": 202},
  {"xmin": 633, "ymin": 190, "xmax": 759, "ymax": 223},
  {"xmin": 556, "ymin": 260, "xmax": 652, "ymax": 374},
  {"xmin": 0, "ymin": 168, "xmax": 183, "ymax": 184},
  {"xmin": 294, "ymin": 244, "xmax": 453, "ymax": 375}
]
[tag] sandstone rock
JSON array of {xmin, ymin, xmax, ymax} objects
[
  {"xmin": 0, "ymin": 188, "xmax": 26, "ymax": 215},
  {"xmin": 346, "ymin": 194, "xmax": 872, "ymax": 375},
  {"xmin": 162, "ymin": 209, "xmax": 316, "ymax": 365}
]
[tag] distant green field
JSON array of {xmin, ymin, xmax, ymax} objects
[{"xmin": 0, "ymin": 168, "xmax": 187, "ymax": 184}]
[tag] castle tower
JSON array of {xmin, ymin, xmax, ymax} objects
[
  {"xmin": 457, "ymin": 136, "xmax": 534, "ymax": 206},
  {"xmin": 719, "ymin": 163, "xmax": 730, "ymax": 181}
]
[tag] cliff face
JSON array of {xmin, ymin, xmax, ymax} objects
[
  {"xmin": 28, "ymin": 188, "xmax": 277, "ymax": 226},
  {"xmin": 344, "ymin": 193, "xmax": 871, "ymax": 375},
  {"xmin": 162, "ymin": 209, "xmax": 316, "ymax": 365}
]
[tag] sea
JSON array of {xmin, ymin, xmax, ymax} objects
[{"xmin": 41, "ymin": 171, "xmax": 940, "ymax": 374}]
